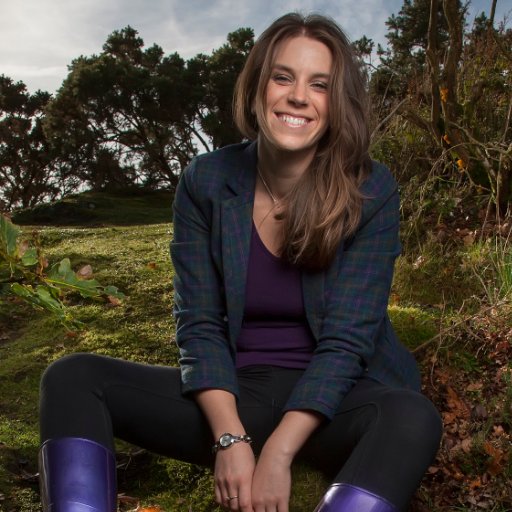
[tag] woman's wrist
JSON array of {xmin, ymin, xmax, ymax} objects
[
  {"xmin": 261, "ymin": 435, "xmax": 296, "ymax": 464},
  {"xmin": 262, "ymin": 410, "xmax": 324, "ymax": 463}
]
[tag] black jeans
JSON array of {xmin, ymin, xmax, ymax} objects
[{"xmin": 39, "ymin": 353, "xmax": 442, "ymax": 511}]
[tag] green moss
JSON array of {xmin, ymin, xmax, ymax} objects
[{"xmin": 388, "ymin": 305, "xmax": 438, "ymax": 350}]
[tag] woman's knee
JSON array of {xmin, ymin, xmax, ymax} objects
[
  {"xmin": 377, "ymin": 389, "xmax": 443, "ymax": 452},
  {"xmin": 40, "ymin": 352, "xmax": 108, "ymax": 394}
]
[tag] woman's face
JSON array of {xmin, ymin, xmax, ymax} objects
[{"xmin": 260, "ymin": 35, "xmax": 332, "ymax": 157}]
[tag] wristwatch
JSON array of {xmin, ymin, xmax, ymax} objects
[{"xmin": 212, "ymin": 433, "xmax": 252, "ymax": 453}]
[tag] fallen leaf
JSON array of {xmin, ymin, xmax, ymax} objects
[
  {"xmin": 413, "ymin": 255, "xmax": 425, "ymax": 269},
  {"xmin": 461, "ymin": 437, "xmax": 472, "ymax": 453},
  {"xmin": 108, "ymin": 295, "xmax": 122, "ymax": 306},
  {"xmin": 467, "ymin": 382, "xmax": 483, "ymax": 392},
  {"xmin": 19, "ymin": 240, "xmax": 30, "ymax": 256},
  {"xmin": 77, "ymin": 264, "xmax": 93, "ymax": 279},
  {"xmin": 468, "ymin": 477, "xmax": 482, "ymax": 490},
  {"xmin": 463, "ymin": 233, "xmax": 475, "ymax": 246},
  {"xmin": 483, "ymin": 441, "xmax": 505, "ymax": 476},
  {"xmin": 446, "ymin": 386, "xmax": 470, "ymax": 419},
  {"xmin": 147, "ymin": 262, "xmax": 157, "ymax": 270}
]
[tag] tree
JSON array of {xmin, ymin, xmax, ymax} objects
[
  {"xmin": 371, "ymin": 0, "xmax": 511, "ymax": 217},
  {"xmin": 44, "ymin": 27, "xmax": 198, "ymax": 191},
  {"xmin": 189, "ymin": 28, "xmax": 254, "ymax": 150},
  {"xmin": 0, "ymin": 76, "xmax": 58, "ymax": 209}
]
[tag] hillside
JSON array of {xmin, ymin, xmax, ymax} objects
[
  {"xmin": 0, "ymin": 193, "xmax": 511, "ymax": 511},
  {"xmin": 12, "ymin": 189, "xmax": 173, "ymax": 227}
]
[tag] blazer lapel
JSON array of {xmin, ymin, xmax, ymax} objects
[{"xmin": 221, "ymin": 142, "xmax": 257, "ymax": 347}]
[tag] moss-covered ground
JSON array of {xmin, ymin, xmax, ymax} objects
[{"xmin": 1, "ymin": 192, "xmax": 510, "ymax": 511}]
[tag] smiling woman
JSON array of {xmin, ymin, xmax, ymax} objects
[
  {"xmin": 262, "ymin": 36, "xmax": 331, "ymax": 155},
  {"xmin": 38, "ymin": 12, "xmax": 442, "ymax": 512}
]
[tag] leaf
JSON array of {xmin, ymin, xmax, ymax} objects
[
  {"xmin": 21, "ymin": 247, "xmax": 38, "ymax": 266},
  {"xmin": 48, "ymin": 258, "xmax": 103, "ymax": 298},
  {"xmin": 0, "ymin": 215, "xmax": 20, "ymax": 258},
  {"xmin": 107, "ymin": 295, "xmax": 122, "ymax": 306},
  {"xmin": 104, "ymin": 285, "xmax": 124, "ymax": 299},
  {"xmin": 10, "ymin": 283, "xmax": 71, "ymax": 325},
  {"xmin": 461, "ymin": 437, "xmax": 472, "ymax": 453},
  {"xmin": 483, "ymin": 441, "xmax": 505, "ymax": 476},
  {"xmin": 77, "ymin": 264, "xmax": 93, "ymax": 278},
  {"xmin": 446, "ymin": 386, "xmax": 470, "ymax": 419}
]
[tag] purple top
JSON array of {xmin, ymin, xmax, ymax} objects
[{"xmin": 235, "ymin": 223, "xmax": 316, "ymax": 369}]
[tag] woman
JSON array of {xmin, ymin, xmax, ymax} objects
[{"xmin": 39, "ymin": 13, "xmax": 442, "ymax": 512}]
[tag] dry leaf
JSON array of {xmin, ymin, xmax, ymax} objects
[
  {"xmin": 467, "ymin": 382, "xmax": 483, "ymax": 392},
  {"xmin": 483, "ymin": 441, "xmax": 505, "ymax": 476},
  {"xmin": 412, "ymin": 255, "xmax": 425, "ymax": 269},
  {"xmin": 77, "ymin": 264, "xmax": 93, "ymax": 279},
  {"xmin": 108, "ymin": 295, "xmax": 122, "ymax": 306},
  {"xmin": 461, "ymin": 437, "xmax": 472, "ymax": 453},
  {"xmin": 463, "ymin": 233, "xmax": 475, "ymax": 246},
  {"xmin": 446, "ymin": 386, "xmax": 470, "ymax": 419},
  {"xmin": 19, "ymin": 240, "xmax": 30, "ymax": 256},
  {"xmin": 468, "ymin": 477, "xmax": 482, "ymax": 490},
  {"xmin": 147, "ymin": 262, "xmax": 157, "ymax": 270}
]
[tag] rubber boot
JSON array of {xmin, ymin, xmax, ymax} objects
[
  {"xmin": 313, "ymin": 483, "xmax": 398, "ymax": 512},
  {"xmin": 39, "ymin": 437, "xmax": 117, "ymax": 512}
]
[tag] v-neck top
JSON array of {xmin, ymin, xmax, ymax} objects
[{"xmin": 235, "ymin": 223, "xmax": 316, "ymax": 369}]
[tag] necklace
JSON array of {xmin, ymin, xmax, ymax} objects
[{"xmin": 257, "ymin": 167, "xmax": 280, "ymax": 206}]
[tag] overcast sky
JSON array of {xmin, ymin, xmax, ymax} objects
[{"xmin": 1, "ymin": 0, "xmax": 510, "ymax": 95}]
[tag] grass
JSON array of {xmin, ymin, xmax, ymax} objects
[
  {"xmin": 1, "ymin": 190, "xmax": 511, "ymax": 511},
  {"xmin": 11, "ymin": 188, "xmax": 173, "ymax": 227}
]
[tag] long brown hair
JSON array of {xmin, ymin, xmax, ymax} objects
[{"xmin": 234, "ymin": 13, "xmax": 371, "ymax": 272}]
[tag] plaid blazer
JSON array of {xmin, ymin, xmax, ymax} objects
[{"xmin": 171, "ymin": 141, "xmax": 421, "ymax": 420}]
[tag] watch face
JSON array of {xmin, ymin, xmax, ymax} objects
[{"xmin": 219, "ymin": 434, "xmax": 232, "ymax": 447}]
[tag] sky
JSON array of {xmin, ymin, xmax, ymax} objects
[{"xmin": 0, "ymin": 0, "xmax": 510, "ymax": 95}]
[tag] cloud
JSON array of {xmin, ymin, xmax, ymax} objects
[{"xmin": 2, "ymin": 0, "xmax": 509, "ymax": 94}]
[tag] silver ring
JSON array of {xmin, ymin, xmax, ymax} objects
[{"xmin": 227, "ymin": 496, "xmax": 239, "ymax": 501}]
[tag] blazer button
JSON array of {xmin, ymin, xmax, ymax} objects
[{"xmin": 223, "ymin": 316, "xmax": 228, "ymax": 322}]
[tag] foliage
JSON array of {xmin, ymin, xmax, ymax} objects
[
  {"xmin": 188, "ymin": 28, "xmax": 254, "ymax": 150},
  {"xmin": 371, "ymin": 0, "xmax": 511, "ymax": 219},
  {"xmin": 1, "ymin": 192, "xmax": 511, "ymax": 511},
  {"xmin": 0, "ymin": 214, "xmax": 123, "ymax": 327},
  {"xmin": 43, "ymin": 26, "xmax": 251, "ymax": 193},
  {"xmin": 0, "ymin": 76, "xmax": 57, "ymax": 210},
  {"xmin": 1, "ymin": 27, "xmax": 252, "ymax": 209}
]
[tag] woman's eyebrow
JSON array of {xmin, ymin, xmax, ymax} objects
[{"xmin": 272, "ymin": 63, "xmax": 330, "ymax": 80}]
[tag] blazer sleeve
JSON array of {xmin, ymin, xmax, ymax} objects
[
  {"xmin": 170, "ymin": 158, "xmax": 239, "ymax": 398},
  {"xmin": 283, "ymin": 163, "xmax": 402, "ymax": 420}
]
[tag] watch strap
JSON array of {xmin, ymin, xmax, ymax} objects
[{"xmin": 212, "ymin": 433, "xmax": 252, "ymax": 453}]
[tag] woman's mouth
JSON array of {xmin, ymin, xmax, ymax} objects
[{"xmin": 277, "ymin": 113, "xmax": 310, "ymax": 127}]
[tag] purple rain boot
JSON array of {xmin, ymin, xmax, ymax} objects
[
  {"xmin": 313, "ymin": 483, "xmax": 398, "ymax": 512},
  {"xmin": 39, "ymin": 437, "xmax": 117, "ymax": 512}
]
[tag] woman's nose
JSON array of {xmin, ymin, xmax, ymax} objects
[{"xmin": 288, "ymin": 81, "xmax": 308, "ymax": 105}]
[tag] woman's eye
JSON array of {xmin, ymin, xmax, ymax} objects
[
  {"xmin": 312, "ymin": 82, "xmax": 328, "ymax": 90},
  {"xmin": 272, "ymin": 74, "xmax": 291, "ymax": 84}
]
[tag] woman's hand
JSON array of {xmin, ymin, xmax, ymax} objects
[
  {"xmin": 214, "ymin": 442, "xmax": 256, "ymax": 511},
  {"xmin": 193, "ymin": 389, "xmax": 255, "ymax": 510},
  {"xmin": 251, "ymin": 447, "xmax": 292, "ymax": 512},
  {"xmin": 251, "ymin": 410, "xmax": 324, "ymax": 511}
]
